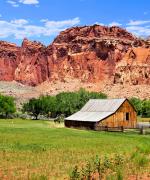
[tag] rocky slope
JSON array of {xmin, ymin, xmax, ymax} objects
[{"xmin": 0, "ymin": 25, "xmax": 149, "ymax": 99}]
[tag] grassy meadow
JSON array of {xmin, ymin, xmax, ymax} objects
[{"xmin": 0, "ymin": 119, "xmax": 150, "ymax": 179}]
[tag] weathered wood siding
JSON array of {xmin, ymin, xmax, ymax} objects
[{"xmin": 96, "ymin": 100, "xmax": 137, "ymax": 129}]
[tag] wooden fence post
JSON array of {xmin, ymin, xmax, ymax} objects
[
  {"xmin": 140, "ymin": 126, "xmax": 145, "ymax": 135},
  {"xmin": 121, "ymin": 126, "xmax": 124, "ymax": 132}
]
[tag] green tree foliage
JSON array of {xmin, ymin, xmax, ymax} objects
[
  {"xmin": 56, "ymin": 92, "xmax": 81, "ymax": 116},
  {"xmin": 56, "ymin": 89, "xmax": 107, "ymax": 117},
  {"xmin": 77, "ymin": 88, "xmax": 107, "ymax": 108},
  {"xmin": 40, "ymin": 96, "xmax": 57, "ymax": 118},
  {"xmin": 0, "ymin": 94, "xmax": 16, "ymax": 118},
  {"xmin": 141, "ymin": 100, "xmax": 150, "ymax": 118},
  {"xmin": 22, "ymin": 89, "xmax": 107, "ymax": 118},
  {"xmin": 129, "ymin": 97, "xmax": 142, "ymax": 115},
  {"xmin": 22, "ymin": 98, "xmax": 42, "ymax": 120},
  {"xmin": 129, "ymin": 98, "xmax": 150, "ymax": 118}
]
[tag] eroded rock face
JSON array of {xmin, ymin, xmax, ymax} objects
[
  {"xmin": 14, "ymin": 39, "xmax": 49, "ymax": 86},
  {"xmin": 0, "ymin": 25, "xmax": 149, "ymax": 87},
  {"xmin": 47, "ymin": 25, "xmax": 139, "ymax": 84},
  {"xmin": 114, "ymin": 48, "xmax": 150, "ymax": 85},
  {"xmin": 0, "ymin": 41, "xmax": 20, "ymax": 81}
]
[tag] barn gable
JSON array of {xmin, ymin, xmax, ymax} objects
[{"xmin": 65, "ymin": 98, "xmax": 127, "ymax": 122}]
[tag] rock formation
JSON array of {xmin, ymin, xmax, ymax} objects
[
  {"xmin": 0, "ymin": 25, "xmax": 149, "ymax": 91},
  {"xmin": 0, "ymin": 41, "xmax": 20, "ymax": 81},
  {"xmin": 14, "ymin": 39, "xmax": 49, "ymax": 86}
]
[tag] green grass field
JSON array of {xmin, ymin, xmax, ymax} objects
[
  {"xmin": 0, "ymin": 119, "xmax": 149, "ymax": 179},
  {"xmin": 138, "ymin": 116, "xmax": 150, "ymax": 122}
]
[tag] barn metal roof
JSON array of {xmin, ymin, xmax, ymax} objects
[
  {"xmin": 65, "ymin": 98, "xmax": 126, "ymax": 122},
  {"xmin": 81, "ymin": 99, "xmax": 126, "ymax": 112}
]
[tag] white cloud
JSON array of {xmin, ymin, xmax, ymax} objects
[
  {"xmin": 45, "ymin": 17, "xmax": 80, "ymax": 28},
  {"xmin": 125, "ymin": 20, "xmax": 150, "ymax": 36},
  {"xmin": 19, "ymin": 0, "xmax": 39, "ymax": 5},
  {"xmin": 127, "ymin": 20, "xmax": 150, "ymax": 26},
  {"xmin": 0, "ymin": 17, "xmax": 80, "ymax": 39},
  {"xmin": 11, "ymin": 19, "xmax": 28, "ymax": 26},
  {"xmin": 109, "ymin": 21, "xmax": 122, "ymax": 27},
  {"xmin": 7, "ymin": 0, "xmax": 39, "ymax": 7},
  {"xmin": 94, "ymin": 21, "xmax": 122, "ymax": 27},
  {"xmin": 7, "ymin": 0, "xmax": 19, "ymax": 7},
  {"xmin": 126, "ymin": 25, "xmax": 150, "ymax": 36},
  {"xmin": 40, "ymin": 19, "xmax": 49, "ymax": 23},
  {"xmin": 94, "ymin": 22, "xmax": 105, "ymax": 26}
]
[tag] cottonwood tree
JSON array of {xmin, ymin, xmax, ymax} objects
[
  {"xmin": 0, "ymin": 94, "xmax": 16, "ymax": 118},
  {"xmin": 22, "ymin": 98, "xmax": 42, "ymax": 120}
]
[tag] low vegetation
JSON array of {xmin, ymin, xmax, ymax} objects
[
  {"xmin": 0, "ymin": 119, "xmax": 149, "ymax": 179},
  {"xmin": 0, "ymin": 91, "xmax": 150, "ymax": 179}
]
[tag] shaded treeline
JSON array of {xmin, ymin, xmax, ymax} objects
[
  {"xmin": 0, "ymin": 90, "xmax": 149, "ymax": 119},
  {"xmin": 22, "ymin": 89, "xmax": 107, "ymax": 119}
]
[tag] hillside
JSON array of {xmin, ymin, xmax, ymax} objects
[{"xmin": 0, "ymin": 25, "xmax": 150, "ymax": 99}]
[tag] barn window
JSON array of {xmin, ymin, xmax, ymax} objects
[{"xmin": 125, "ymin": 112, "xmax": 130, "ymax": 121}]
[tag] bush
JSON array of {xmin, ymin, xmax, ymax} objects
[{"xmin": 0, "ymin": 94, "xmax": 16, "ymax": 118}]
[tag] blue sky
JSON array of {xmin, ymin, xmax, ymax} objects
[{"xmin": 0, "ymin": 0, "xmax": 150, "ymax": 45}]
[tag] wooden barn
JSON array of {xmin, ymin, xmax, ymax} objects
[{"xmin": 65, "ymin": 98, "xmax": 137, "ymax": 130}]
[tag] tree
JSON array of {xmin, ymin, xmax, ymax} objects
[
  {"xmin": 141, "ymin": 100, "xmax": 150, "ymax": 118},
  {"xmin": 22, "ymin": 89, "xmax": 107, "ymax": 118},
  {"xmin": 0, "ymin": 94, "xmax": 16, "ymax": 118},
  {"xmin": 129, "ymin": 97, "xmax": 142, "ymax": 115},
  {"xmin": 77, "ymin": 88, "xmax": 107, "ymax": 109},
  {"xmin": 22, "ymin": 98, "xmax": 42, "ymax": 120},
  {"xmin": 56, "ymin": 89, "xmax": 107, "ymax": 117},
  {"xmin": 40, "ymin": 96, "xmax": 57, "ymax": 118},
  {"xmin": 56, "ymin": 92, "xmax": 80, "ymax": 116}
]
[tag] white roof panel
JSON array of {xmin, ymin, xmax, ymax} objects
[
  {"xmin": 65, "ymin": 98, "xmax": 126, "ymax": 122},
  {"xmin": 65, "ymin": 111, "xmax": 113, "ymax": 122},
  {"xmin": 81, "ymin": 99, "xmax": 126, "ymax": 112}
]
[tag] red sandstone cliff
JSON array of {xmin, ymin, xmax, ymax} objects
[
  {"xmin": 0, "ymin": 25, "xmax": 149, "ymax": 88},
  {"xmin": 0, "ymin": 41, "xmax": 20, "ymax": 81}
]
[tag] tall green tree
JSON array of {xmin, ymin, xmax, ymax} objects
[
  {"xmin": 0, "ymin": 94, "xmax": 16, "ymax": 118},
  {"xmin": 56, "ymin": 92, "xmax": 80, "ymax": 116},
  {"xmin": 22, "ymin": 89, "xmax": 107, "ymax": 118},
  {"xmin": 129, "ymin": 97, "xmax": 142, "ymax": 115},
  {"xmin": 77, "ymin": 88, "xmax": 107, "ymax": 108},
  {"xmin": 22, "ymin": 98, "xmax": 42, "ymax": 120},
  {"xmin": 141, "ymin": 100, "xmax": 150, "ymax": 118},
  {"xmin": 40, "ymin": 96, "xmax": 57, "ymax": 118}
]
